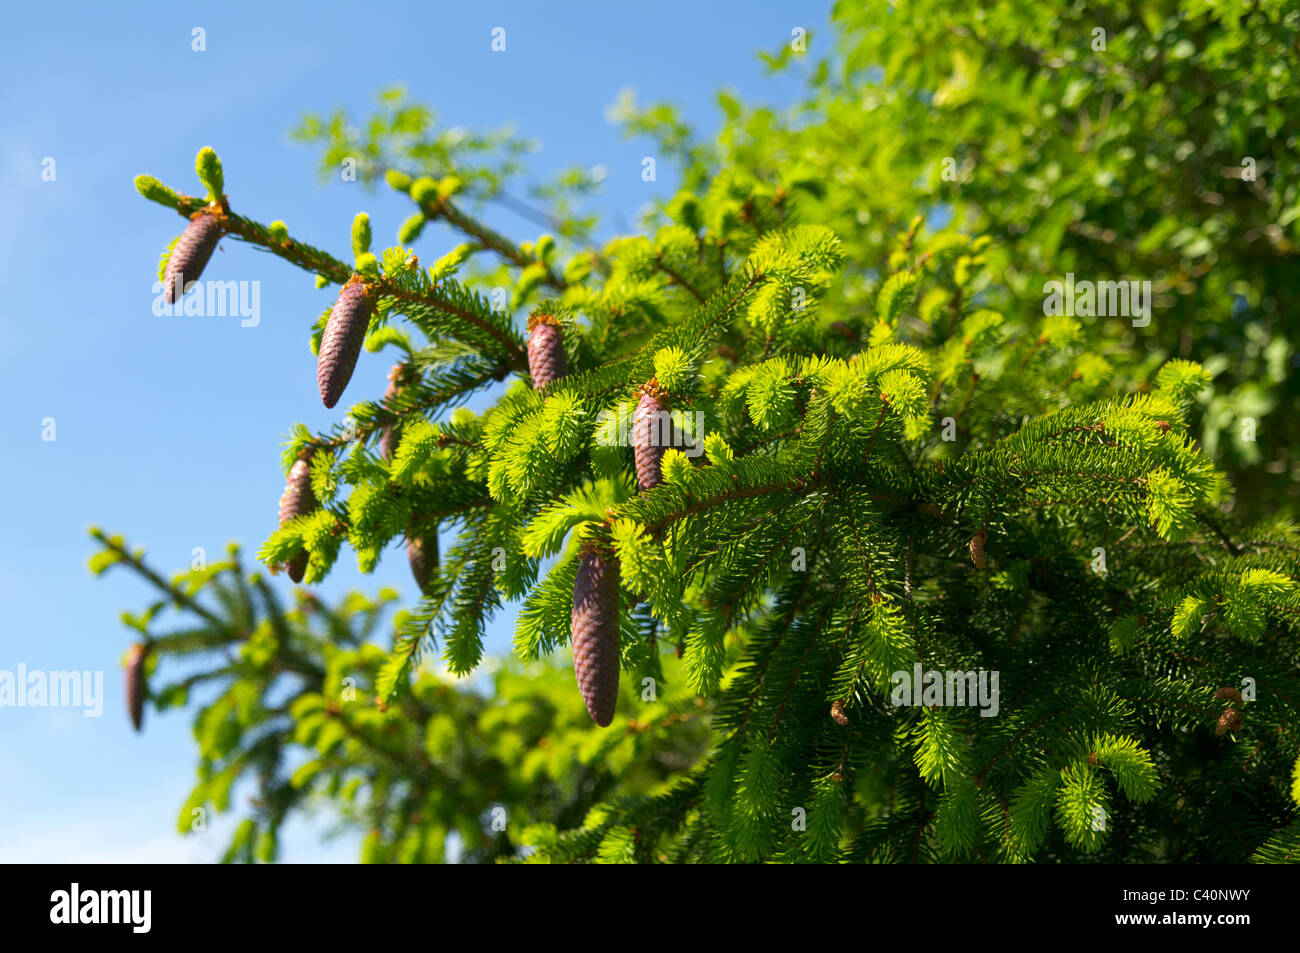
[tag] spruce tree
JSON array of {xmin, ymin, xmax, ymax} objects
[{"xmin": 98, "ymin": 11, "xmax": 1300, "ymax": 863}]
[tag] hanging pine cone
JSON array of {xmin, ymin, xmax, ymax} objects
[
  {"xmin": 969, "ymin": 529, "xmax": 988, "ymax": 569},
  {"xmin": 526, "ymin": 312, "xmax": 567, "ymax": 390},
  {"xmin": 278, "ymin": 453, "xmax": 316, "ymax": 583},
  {"xmin": 633, "ymin": 380, "xmax": 671, "ymax": 493},
  {"xmin": 1213, "ymin": 686, "xmax": 1243, "ymax": 704},
  {"xmin": 125, "ymin": 642, "xmax": 147, "ymax": 732},
  {"xmin": 1215, "ymin": 707, "xmax": 1243, "ymax": 736},
  {"xmin": 163, "ymin": 210, "xmax": 224, "ymax": 304},
  {"xmin": 407, "ymin": 527, "xmax": 438, "ymax": 595},
  {"xmin": 379, "ymin": 365, "xmax": 402, "ymax": 461},
  {"xmin": 830, "ymin": 699, "xmax": 849, "ymax": 726},
  {"xmin": 318, "ymin": 275, "xmax": 374, "ymax": 409},
  {"xmin": 571, "ymin": 542, "xmax": 621, "ymax": 727}
]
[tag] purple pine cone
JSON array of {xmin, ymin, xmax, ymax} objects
[
  {"xmin": 633, "ymin": 382, "xmax": 671, "ymax": 493},
  {"xmin": 407, "ymin": 529, "xmax": 437, "ymax": 594},
  {"xmin": 527, "ymin": 313, "xmax": 567, "ymax": 390},
  {"xmin": 318, "ymin": 275, "xmax": 374, "ymax": 409},
  {"xmin": 278, "ymin": 454, "xmax": 316, "ymax": 583},
  {"xmin": 379, "ymin": 367, "xmax": 402, "ymax": 461},
  {"xmin": 125, "ymin": 642, "xmax": 147, "ymax": 732},
  {"xmin": 571, "ymin": 544, "xmax": 621, "ymax": 727},
  {"xmin": 163, "ymin": 211, "xmax": 223, "ymax": 304}
]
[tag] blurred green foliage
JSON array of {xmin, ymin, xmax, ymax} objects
[{"xmin": 91, "ymin": 533, "xmax": 710, "ymax": 863}]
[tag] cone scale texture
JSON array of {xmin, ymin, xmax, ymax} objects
[
  {"xmin": 571, "ymin": 544, "xmax": 621, "ymax": 727},
  {"xmin": 634, "ymin": 382, "xmax": 670, "ymax": 492},
  {"xmin": 163, "ymin": 211, "xmax": 223, "ymax": 304},
  {"xmin": 527, "ymin": 313, "xmax": 567, "ymax": 390},
  {"xmin": 379, "ymin": 366, "xmax": 402, "ymax": 461},
  {"xmin": 318, "ymin": 275, "xmax": 373, "ymax": 409},
  {"xmin": 278, "ymin": 455, "xmax": 315, "ymax": 583}
]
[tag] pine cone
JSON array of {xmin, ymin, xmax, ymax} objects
[
  {"xmin": 527, "ymin": 313, "xmax": 567, "ymax": 390},
  {"xmin": 285, "ymin": 551, "xmax": 309, "ymax": 584},
  {"xmin": 407, "ymin": 528, "xmax": 438, "ymax": 595},
  {"xmin": 633, "ymin": 380, "xmax": 670, "ymax": 493},
  {"xmin": 830, "ymin": 699, "xmax": 849, "ymax": 726},
  {"xmin": 125, "ymin": 642, "xmax": 147, "ymax": 732},
  {"xmin": 318, "ymin": 275, "xmax": 374, "ymax": 409},
  {"xmin": 379, "ymin": 365, "xmax": 402, "ymax": 461},
  {"xmin": 163, "ymin": 210, "xmax": 223, "ymax": 304},
  {"xmin": 1213, "ymin": 686, "xmax": 1243, "ymax": 704},
  {"xmin": 970, "ymin": 529, "xmax": 988, "ymax": 569},
  {"xmin": 1216, "ymin": 707, "xmax": 1243, "ymax": 736},
  {"xmin": 571, "ymin": 543, "xmax": 621, "ymax": 727},
  {"xmin": 278, "ymin": 454, "xmax": 316, "ymax": 583}
]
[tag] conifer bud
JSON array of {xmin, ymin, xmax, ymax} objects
[
  {"xmin": 318, "ymin": 275, "xmax": 374, "ymax": 409},
  {"xmin": 278, "ymin": 453, "xmax": 316, "ymax": 583},
  {"xmin": 163, "ymin": 210, "xmax": 224, "ymax": 304},
  {"xmin": 526, "ymin": 312, "xmax": 567, "ymax": 390},
  {"xmin": 634, "ymin": 380, "xmax": 670, "ymax": 493},
  {"xmin": 830, "ymin": 699, "xmax": 849, "ymax": 726},
  {"xmin": 1213, "ymin": 686, "xmax": 1243, "ymax": 704},
  {"xmin": 407, "ymin": 527, "xmax": 437, "ymax": 595},
  {"xmin": 970, "ymin": 529, "xmax": 988, "ymax": 569},
  {"xmin": 571, "ymin": 542, "xmax": 621, "ymax": 727},
  {"xmin": 134, "ymin": 174, "xmax": 179, "ymax": 207},
  {"xmin": 125, "ymin": 642, "xmax": 147, "ymax": 732},
  {"xmin": 1216, "ymin": 707, "xmax": 1243, "ymax": 736}
]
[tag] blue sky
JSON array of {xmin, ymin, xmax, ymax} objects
[{"xmin": 0, "ymin": 1, "xmax": 829, "ymax": 861}]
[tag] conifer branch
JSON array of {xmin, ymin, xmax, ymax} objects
[
  {"xmin": 120, "ymin": 53, "xmax": 1300, "ymax": 862},
  {"xmin": 655, "ymin": 252, "xmax": 705, "ymax": 302},
  {"xmin": 93, "ymin": 532, "xmax": 230, "ymax": 631},
  {"xmin": 154, "ymin": 190, "xmax": 529, "ymax": 370},
  {"xmin": 422, "ymin": 195, "xmax": 568, "ymax": 291}
]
